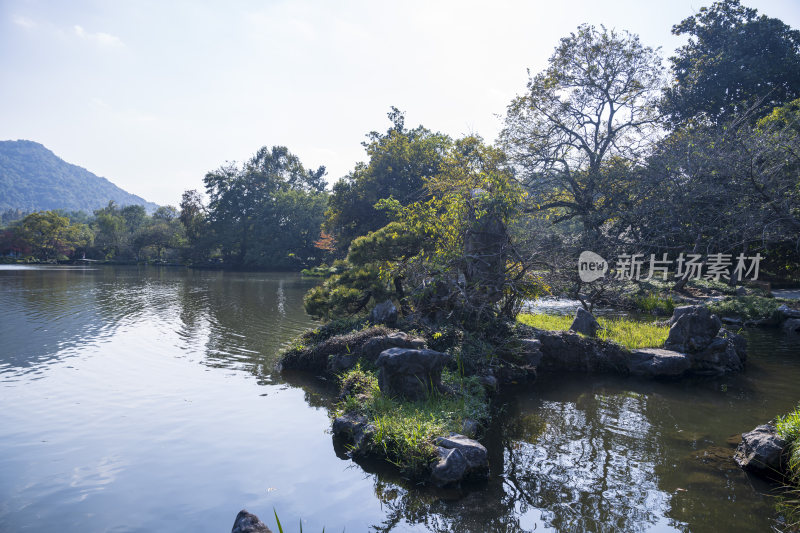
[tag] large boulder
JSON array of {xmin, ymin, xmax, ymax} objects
[
  {"xmin": 664, "ymin": 306, "xmax": 747, "ymax": 374},
  {"xmin": 628, "ymin": 348, "xmax": 691, "ymax": 378},
  {"xmin": 328, "ymin": 331, "xmax": 425, "ymax": 373},
  {"xmin": 370, "ymin": 300, "xmax": 398, "ymax": 325},
  {"xmin": 375, "ymin": 348, "xmax": 452, "ymax": 400},
  {"xmin": 665, "ymin": 306, "xmax": 722, "ymax": 353},
  {"xmin": 691, "ymin": 336, "xmax": 744, "ymax": 374},
  {"xmin": 569, "ymin": 307, "xmax": 601, "ymax": 337},
  {"xmin": 734, "ymin": 424, "xmax": 788, "ymax": 480},
  {"xmin": 430, "ymin": 434, "xmax": 488, "ymax": 486},
  {"xmin": 232, "ymin": 510, "xmax": 272, "ymax": 533},
  {"xmin": 535, "ymin": 330, "xmax": 630, "ymax": 374}
]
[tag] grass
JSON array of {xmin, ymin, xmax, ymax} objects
[
  {"xmin": 630, "ymin": 292, "xmax": 676, "ymax": 315},
  {"xmin": 516, "ymin": 312, "xmax": 670, "ymax": 349},
  {"xmin": 776, "ymin": 403, "xmax": 800, "ymax": 531},
  {"xmin": 707, "ymin": 295, "xmax": 783, "ymax": 322},
  {"xmin": 335, "ymin": 365, "xmax": 489, "ymax": 478}
]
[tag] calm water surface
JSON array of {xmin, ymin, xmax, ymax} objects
[{"xmin": 1, "ymin": 266, "xmax": 798, "ymax": 532}]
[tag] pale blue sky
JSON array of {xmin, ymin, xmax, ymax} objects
[{"xmin": 2, "ymin": 0, "xmax": 799, "ymax": 206}]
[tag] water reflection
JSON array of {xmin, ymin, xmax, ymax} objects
[
  {"xmin": 2, "ymin": 266, "xmax": 798, "ymax": 532},
  {"xmin": 0, "ymin": 266, "xmax": 318, "ymax": 383}
]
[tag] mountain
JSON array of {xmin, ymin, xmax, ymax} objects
[{"xmin": 0, "ymin": 140, "xmax": 159, "ymax": 213}]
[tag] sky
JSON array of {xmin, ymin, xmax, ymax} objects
[{"xmin": 2, "ymin": 0, "xmax": 799, "ymax": 206}]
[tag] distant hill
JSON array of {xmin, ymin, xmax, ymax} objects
[{"xmin": 0, "ymin": 140, "xmax": 159, "ymax": 213}]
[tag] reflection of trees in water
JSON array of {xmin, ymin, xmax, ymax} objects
[
  {"xmin": 499, "ymin": 391, "xmax": 669, "ymax": 532},
  {"xmin": 191, "ymin": 274, "xmax": 318, "ymax": 380},
  {"xmin": 322, "ymin": 385, "xmax": 676, "ymax": 533},
  {"xmin": 1, "ymin": 268, "xmax": 144, "ymax": 369}
]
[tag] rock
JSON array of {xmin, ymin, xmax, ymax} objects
[
  {"xmin": 734, "ymin": 424, "xmax": 788, "ymax": 480},
  {"xmin": 783, "ymin": 318, "xmax": 800, "ymax": 334},
  {"xmin": 691, "ymin": 336, "xmax": 744, "ymax": 375},
  {"xmin": 721, "ymin": 316, "xmax": 743, "ymax": 326},
  {"xmin": 518, "ymin": 338, "xmax": 543, "ymax": 367},
  {"xmin": 327, "ymin": 331, "xmax": 425, "ymax": 373},
  {"xmin": 628, "ymin": 348, "xmax": 691, "ymax": 378},
  {"xmin": 778, "ymin": 304, "xmax": 800, "ymax": 319},
  {"xmin": 569, "ymin": 307, "xmax": 601, "ymax": 337},
  {"xmin": 535, "ymin": 330, "xmax": 630, "ymax": 374},
  {"xmin": 735, "ymin": 286, "xmax": 747, "ymax": 296},
  {"xmin": 331, "ymin": 413, "xmax": 375, "ymax": 456},
  {"xmin": 375, "ymin": 348, "xmax": 452, "ymax": 400},
  {"xmin": 719, "ymin": 329, "xmax": 747, "ymax": 363},
  {"xmin": 434, "ymin": 434, "xmax": 489, "ymax": 472},
  {"xmin": 430, "ymin": 434, "xmax": 489, "ymax": 486},
  {"xmin": 370, "ymin": 300, "xmax": 398, "ymax": 325},
  {"xmin": 478, "ymin": 373, "xmax": 498, "ymax": 392},
  {"xmin": 232, "ymin": 510, "xmax": 272, "ymax": 533},
  {"xmin": 461, "ymin": 419, "xmax": 479, "ymax": 438},
  {"xmin": 665, "ymin": 306, "xmax": 722, "ymax": 353},
  {"xmin": 430, "ymin": 446, "xmax": 467, "ymax": 486}
]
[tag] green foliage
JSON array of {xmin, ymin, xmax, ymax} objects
[
  {"xmin": 707, "ymin": 296, "xmax": 783, "ymax": 321},
  {"xmin": 335, "ymin": 368, "xmax": 488, "ymax": 477},
  {"xmin": 13, "ymin": 210, "xmax": 92, "ymax": 261},
  {"xmin": 663, "ymin": 0, "xmax": 800, "ymax": 126},
  {"xmin": 202, "ymin": 145, "xmax": 328, "ymax": 269},
  {"xmin": 0, "ymin": 140, "xmax": 158, "ymax": 212},
  {"xmin": 324, "ymin": 108, "xmax": 452, "ymax": 253},
  {"xmin": 777, "ymin": 403, "xmax": 800, "ymax": 530},
  {"xmin": 516, "ymin": 313, "xmax": 670, "ymax": 349}
]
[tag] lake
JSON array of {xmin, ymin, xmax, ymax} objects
[{"xmin": 1, "ymin": 265, "xmax": 797, "ymax": 532}]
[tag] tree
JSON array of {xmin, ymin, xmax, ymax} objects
[
  {"xmin": 16, "ymin": 211, "xmax": 91, "ymax": 261},
  {"xmin": 306, "ymin": 136, "xmax": 542, "ymax": 324},
  {"xmin": 662, "ymin": 0, "xmax": 800, "ymax": 126},
  {"xmin": 203, "ymin": 146, "xmax": 328, "ymax": 269},
  {"xmin": 324, "ymin": 108, "xmax": 451, "ymax": 253},
  {"xmin": 501, "ymin": 24, "xmax": 665, "ymax": 248}
]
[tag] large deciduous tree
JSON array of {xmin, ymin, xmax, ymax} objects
[{"xmin": 501, "ymin": 24, "xmax": 665, "ymax": 250}]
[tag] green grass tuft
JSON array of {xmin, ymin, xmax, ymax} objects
[
  {"xmin": 776, "ymin": 403, "xmax": 800, "ymax": 531},
  {"xmin": 630, "ymin": 292, "xmax": 676, "ymax": 315},
  {"xmin": 516, "ymin": 313, "xmax": 669, "ymax": 349},
  {"xmin": 335, "ymin": 368, "xmax": 488, "ymax": 477}
]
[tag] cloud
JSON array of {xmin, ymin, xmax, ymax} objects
[
  {"xmin": 73, "ymin": 25, "xmax": 124, "ymax": 47},
  {"xmin": 12, "ymin": 15, "xmax": 36, "ymax": 29}
]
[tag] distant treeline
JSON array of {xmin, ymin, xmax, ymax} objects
[{"xmin": 3, "ymin": 0, "xmax": 800, "ymax": 284}]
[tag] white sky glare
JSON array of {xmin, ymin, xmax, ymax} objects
[{"xmin": 2, "ymin": 0, "xmax": 799, "ymax": 206}]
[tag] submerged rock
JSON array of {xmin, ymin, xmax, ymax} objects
[
  {"xmin": 430, "ymin": 434, "xmax": 488, "ymax": 486},
  {"xmin": 734, "ymin": 424, "xmax": 788, "ymax": 480},
  {"xmin": 569, "ymin": 307, "xmax": 601, "ymax": 337},
  {"xmin": 232, "ymin": 510, "xmax": 272, "ymax": 533},
  {"xmin": 370, "ymin": 300, "xmax": 398, "ymax": 325},
  {"xmin": 375, "ymin": 348, "xmax": 451, "ymax": 401}
]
